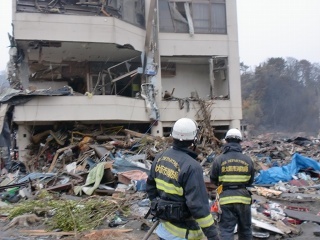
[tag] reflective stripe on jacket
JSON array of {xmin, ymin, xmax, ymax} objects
[
  {"xmin": 210, "ymin": 142, "xmax": 255, "ymax": 205},
  {"xmin": 146, "ymin": 145, "xmax": 215, "ymax": 239}
]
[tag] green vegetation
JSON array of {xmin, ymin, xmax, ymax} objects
[{"xmin": 0, "ymin": 190, "xmax": 130, "ymax": 232}]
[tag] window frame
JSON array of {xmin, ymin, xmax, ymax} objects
[{"xmin": 159, "ymin": 0, "xmax": 227, "ymax": 34}]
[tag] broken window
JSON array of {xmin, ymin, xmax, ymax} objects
[
  {"xmin": 161, "ymin": 62, "xmax": 176, "ymax": 78},
  {"xmin": 158, "ymin": 1, "xmax": 188, "ymax": 33},
  {"xmin": 16, "ymin": 0, "xmax": 145, "ymax": 29},
  {"xmin": 159, "ymin": 0, "xmax": 226, "ymax": 34},
  {"xmin": 89, "ymin": 73, "xmax": 112, "ymax": 95},
  {"xmin": 105, "ymin": 0, "xmax": 145, "ymax": 28},
  {"xmin": 103, "ymin": 59, "xmax": 141, "ymax": 97},
  {"xmin": 121, "ymin": 0, "xmax": 145, "ymax": 28},
  {"xmin": 107, "ymin": 0, "xmax": 118, "ymax": 8},
  {"xmin": 211, "ymin": 57, "xmax": 229, "ymax": 98}
]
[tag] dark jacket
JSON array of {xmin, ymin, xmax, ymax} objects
[
  {"xmin": 146, "ymin": 144, "xmax": 218, "ymax": 240},
  {"xmin": 210, "ymin": 142, "xmax": 255, "ymax": 205}
]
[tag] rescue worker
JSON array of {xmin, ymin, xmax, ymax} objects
[
  {"xmin": 210, "ymin": 128, "xmax": 255, "ymax": 240},
  {"xmin": 146, "ymin": 118, "xmax": 219, "ymax": 240}
]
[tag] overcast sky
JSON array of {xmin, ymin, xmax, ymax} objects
[
  {"xmin": 237, "ymin": 0, "xmax": 320, "ymax": 67},
  {"xmin": 0, "ymin": 1, "xmax": 12, "ymax": 71},
  {"xmin": 0, "ymin": 0, "xmax": 320, "ymax": 71}
]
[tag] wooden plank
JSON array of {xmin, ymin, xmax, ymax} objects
[
  {"xmin": 47, "ymin": 145, "xmax": 76, "ymax": 172},
  {"xmin": 19, "ymin": 230, "xmax": 75, "ymax": 236},
  {"xmin": 124, "ymin": 129, "xmax": 154, "ymax": 141},
  {"xmin": 252, "ymin": 218, "xmax": 284, "ymax": 234},
  {"xmin": 284, "ymin": 209, "xmax": 320, "ymax": 223}
]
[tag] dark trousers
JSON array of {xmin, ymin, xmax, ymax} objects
[{"xmin": 218, "ymin": 203, "xmax": 252, "ymax": 240}]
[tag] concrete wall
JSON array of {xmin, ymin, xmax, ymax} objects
[
  {"xmin": 159, "ymin": 100, "xmax": 242, "ymax": 123},
  {"xmin": 13, "ymin": 96, "xmax": 242, "ymax": 126},
  {"xmin": 162, "ymin": 64, "xmax": 210, "ymax": 99},
  {"xmin": 225, "ymin": 0, "xmax": 242, "ymax": 128},
  {"xmin": 12, "ymin": 13, "xmax": 146, "ymax": 52},
  {"xmin": 13, "ymin": 96, "xmax": 150, "ymax": 124}
]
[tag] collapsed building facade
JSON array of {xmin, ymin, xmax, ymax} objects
[{"xmin": 6, "ymin": 0, "xmax": 242, "ymax": 161}]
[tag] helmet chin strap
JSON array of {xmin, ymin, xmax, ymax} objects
[
  {"xmin": 191, "ymin": 144, "xmax": 196, "ymax": 151},
  {"xmin": 191, "ymin": 136, "xmax": 198, "ymax": 151}
]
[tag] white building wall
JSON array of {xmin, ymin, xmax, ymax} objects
[
  {"xmin": 12, "ymin": 13, "xmax": 146, "ymax": 52},
  {"xmin": 159, "ymin": 34, "xmax": 229, "ymax": 56},
  {"xmin": 13, "ymin": 96, "xmax": 242, "ymax": 125},
  {"xmin": 13, "ymin": 96, "xmax": 150, "ymax": 124},
  {"xmin": 225, "ymin": 0, "xmax": 242, "ymax": 128},
  {"xmin": 162, "ymin": 64, "xmax": 210, "ymax": 99}
]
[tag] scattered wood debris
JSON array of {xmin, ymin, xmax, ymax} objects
[{"xmin": 0, "ymin": 130, "xmax": 320, "ymax": 239}]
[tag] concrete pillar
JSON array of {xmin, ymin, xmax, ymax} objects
[
  {"xmin": 230, "ymin": 119, "xmax": 240, "ymax": 129},
  {"xmin": 151, "ymin": 0, "xmax": 163, "ymax": 137},
  {"xmin": 151, "ymin": 120, "xmax": 163, "ymax": 136},
  {"xmin": 17, "ymin": 125, "xmax": 32, "ymax": 162},
  {"xmin": 19, "ymin": 59, "xmax": 30, "ymax": 90}
]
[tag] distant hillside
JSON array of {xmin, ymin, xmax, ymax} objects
[{"xmin": 241, "ymin": 57, "xmax": 320, "ymax": 135}]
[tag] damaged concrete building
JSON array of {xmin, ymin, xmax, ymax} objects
[{"xmin": 6, "ymin": 0, "xmax": 242, "ymax": 160}]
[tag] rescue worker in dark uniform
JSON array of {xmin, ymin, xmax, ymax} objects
[
  {"xmin": 146, "ymin": 118, "xmax": 220, "ymax": 240},
  {"xmin": 210, "ymin": 128, "xmax": 254, "ymax": 240}
]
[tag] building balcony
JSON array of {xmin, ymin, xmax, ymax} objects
[{"xmin": 13, "ymin": 95, "xmax": 241, "ymax": 125}]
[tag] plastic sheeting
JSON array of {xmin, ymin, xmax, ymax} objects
[
  {"xmin": 112, "ymin": 157, "xmax": 150, "ymax": 174},
  {"xmin": 254, "ymin": 153, "xmax": 320, "ymax": 184},
  {"xmin": 74, "ymin": 162, "xmax": 106, "ymax": 196}
]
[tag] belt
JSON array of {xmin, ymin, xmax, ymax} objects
[{"xmin": 223, "ymin": 184, "xmax": 246, "ymax": 190}]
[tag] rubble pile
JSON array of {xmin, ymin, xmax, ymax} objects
[
  {"xmin": 0, "ymin": 130, "xmax": 319, "ymax": 239},
  {"xmin": 241, "ymin": 134, "xmax": 320, "ymax": 239}
]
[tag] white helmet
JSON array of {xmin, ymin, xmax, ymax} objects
[
  {"xmin": 225, "ymin": 128, "xmax": 242, "ymax": 141},
  {"xmin": 171, "ymin": 118, "xmax": 198, "ymax": 141}
]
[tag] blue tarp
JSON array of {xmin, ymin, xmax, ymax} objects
[{"xmin": 254, "ymin": 153, "xmax": 320, "ymax": 184}]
